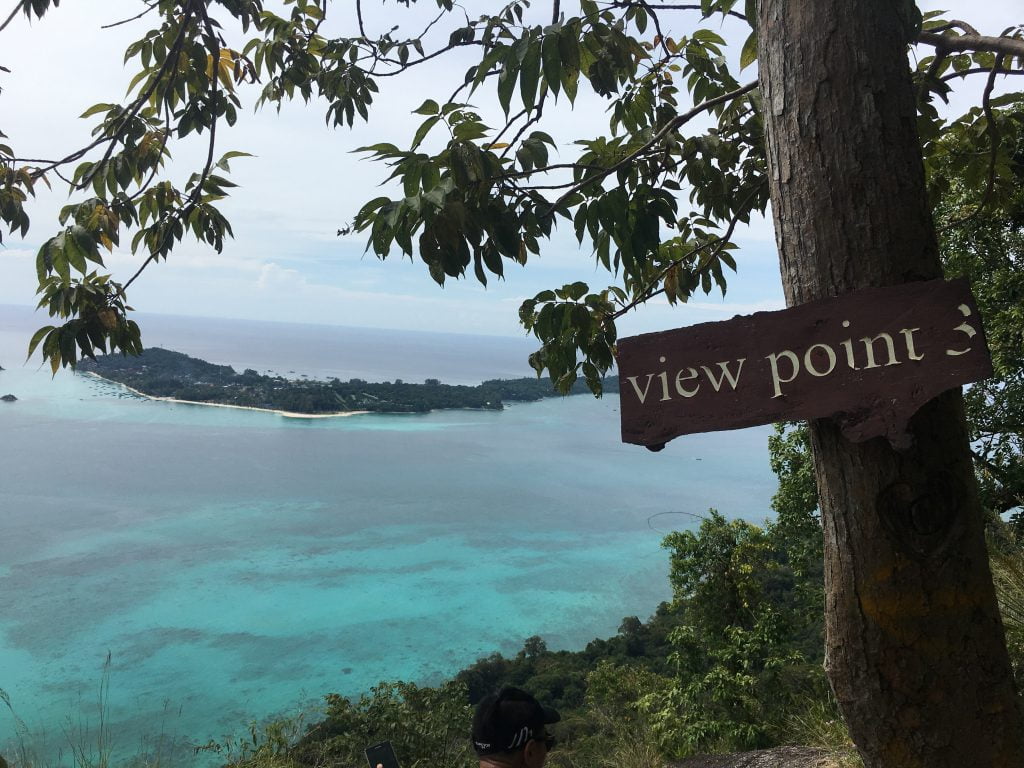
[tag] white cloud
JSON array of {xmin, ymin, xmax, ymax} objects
[{"xmin": 255, "ymin": 262, "xmax": 304, "ymax": 290}]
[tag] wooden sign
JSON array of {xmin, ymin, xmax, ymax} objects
[{"xmin": 617, "ymin": 278, "xmax": 992, "ymax": 450}]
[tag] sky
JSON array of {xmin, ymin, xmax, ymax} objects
[{"xmin": 0, "ymin": 1, "xmax": 1021, "ymax": 340}]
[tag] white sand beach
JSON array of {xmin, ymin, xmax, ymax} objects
[{"xmin": 83, "ymin": 372, "xmax": 370, "ymax": 419}]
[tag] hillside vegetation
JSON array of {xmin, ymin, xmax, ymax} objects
[{"xmin": 206, "ymin": 425, "xmax": 1024, "ymax": 768}]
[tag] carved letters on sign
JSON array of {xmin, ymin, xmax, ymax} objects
[{"xmin": 616, "ymin": 278, "xmax": 993, "ymax": 450}]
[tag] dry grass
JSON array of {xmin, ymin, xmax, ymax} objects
[{"xmin": 782, "ymin": 697, "xmax": 862, "ymax": 768}]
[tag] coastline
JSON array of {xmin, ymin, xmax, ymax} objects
[{"xmin": 82, "ymin": 372, "xmax": 371, "ymax": 419}]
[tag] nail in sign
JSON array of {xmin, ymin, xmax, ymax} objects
[{"xmin": 616, "ymin": 278, "xmax": 993, "ymax": 450}]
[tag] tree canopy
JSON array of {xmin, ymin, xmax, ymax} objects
[
  {"xmin": 1, "ymin": 0, "xmax": 1021, "ymax": 387},
  {"xmin": 934, "ymin": 125, "xmax": 1024, "ymax": 521}
]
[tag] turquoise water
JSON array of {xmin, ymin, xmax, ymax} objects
[{"xmin": 0, "ymin": 306, "xmax": 777, "ymax": 762}]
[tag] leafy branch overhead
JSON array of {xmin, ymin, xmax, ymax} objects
[{"xmin": 1, "ymin": 0, "xmax": 1022, "ymax": 388}]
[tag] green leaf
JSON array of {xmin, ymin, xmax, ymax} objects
[
  {"xmin": 64, "ymin": 230, "xmax": 88, "ymax": 274},
  {"xmin": 356, "ymin": 142, "xmax": 401, "ymax": 156},
  {"xmin": 412, "ymin": 99, "xmax": 440, "ymax": 116},
  {"xmin": 497, "ymin": 52, "xmax": 521, "ymax": 115},
  {"xmin": 79, "ymin": 103, "xmax": 115, "ymax": 119},
  {"xmin": 473, "ymin": 250, "xmax": 487, "ymax": 285},
  {"xmin": 59, "ymin": 325, "xmax": 77, "ymax": 369},
  {"xmin": 634, "ymin": 8, "xmax": 648, "ymax": 34},
  {"xmin": 128, "ymin": 66, "xmax": 154, "ymax": 96},
  {"xmin": 541, "ymin": 32, "xmax": 562, "ymax": 98},
  {"xmin": 36, "ymin": 239, "xmax": 52, "ymax": 281},
  {"xmin": 566, "ymin": 281, "xmax": 588, "ymax": 301},
  {"xmin": 573, "ymin": 204, "xmax": 588, "ymax": 243},
  {"xmin": 482, "ymin": 242, "xmax": 504, "ymax": 277},
  {"xmin": 453, "ymin": 120, "xmax": 488, "ymax": 142},
  {"xmin": 50, "ymin": 234, "xmax": 70, "ymax": 282},
  {"xmin": 26, "ymin": 325, "xmax": 55, "ymax": 361},
  {"xmin": 216, "ymin": 150, "xmax": 254, "ymax": 171},
  {"xmin": 558, "ymin": 28, "xmax": 580, "ymax": 103},
  {"xmin": 91, "ymin": 166, "xmax": 106, "ymax": 198},
  {"xmin": 411, "ymin": 116, "xmax": 440, "ymax": 150},
  {"xmin": 520, "ymin": 39, "xmax": 541, "ymax": 110},
  {"xmin": 492, "ymin": 214, "xmax": 521, "ymax": 259},
  {"xmin": 403, "ymin": 161, "xmax": 423, "ymax": 197},
  {"xmin": 744, "ymin": 0, "xmax": 758, "ymax": 30},
  {"xmin": 471, "ymin": 46, "xmax": 505, "ymax": 93},
  {"xmin": 739, "ymin": 32, "xmax": 758, "ymax": 70}
]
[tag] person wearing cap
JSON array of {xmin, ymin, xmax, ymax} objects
[{"xmin": 471, "ymin": 686, "xmax": 561, "ymax": 767}]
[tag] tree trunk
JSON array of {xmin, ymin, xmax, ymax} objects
[{"xmin": 756, "ymin": 1, "xmax": 1024, "ymax": 766}]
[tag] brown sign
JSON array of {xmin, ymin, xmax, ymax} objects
[{"xmin": 617, "ymin": 278, "xmax": 992, "ymax": 450}]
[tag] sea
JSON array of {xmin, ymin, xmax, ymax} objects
[{"xmin": 0, "ymin": 304, "xmax": 777, "ymax": 764}]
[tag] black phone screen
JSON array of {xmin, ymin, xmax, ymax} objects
[{"xmin": 364, "ymin": 740, "xmax": 401, "ymax": 768}]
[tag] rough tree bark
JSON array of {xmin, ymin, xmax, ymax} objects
[{"xmin": 756, "ymin": 1, "xmax": 1024, "ymax": 766}]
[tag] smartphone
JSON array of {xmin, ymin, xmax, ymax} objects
[{"xmin": 364, "ymin": 740, "xmax": 401, "ymax": 768}]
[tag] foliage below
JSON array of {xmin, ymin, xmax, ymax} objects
[
  {"xmin": 213, "ymin": 416, "xmax": 1024, "ymax": 768},
  {"xmin": 288, "ymin": 682, "xmax": 474, "ymax": 768},
  {"xmin": 206, "ymin": 423, "xmax": 841, "ymax": 768},
  {"xmin": 988, "ymin": 525, "xmax": 1024, "ymax": 691},
  {"xmin": 930, "ymin": 97, "xmax": 1024, "ymax": 525}
]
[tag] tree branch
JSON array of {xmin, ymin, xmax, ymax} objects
[
  {"xmin": 80, "ymin": 8, "xmax": 195, "ymax": 188},
  {"xmin": 544, "ymin": 80, "xmax": 758, "ymax": 218},
  {"xmin": 126, "ymin": 102, "xmax": 173, "ymax": 204},
  {"xmin": 610, "ymin": 188, "xmax": 756, "ymax": 320},
  {"xmin": 938, "ymin": 55, "xmax": 1006, "ymax": 233},
  {"xmin": 941, "ymin": 67, "xmax": 1024, "ymax": 82},
  {"xmin": 370, "ymin": 39, "xmax": 484, "ymax": 77},
  {"xmin": 447, "ymin": 67, "xmax": 499, "ymax": 104},
  {"xmin": 25, "ymin": 3, "xmax": 195, "ymax": 187},
  {"xmin": 609, "ymin": 1, "xmax": 747, "ymax": 22},
  {"xmin": 0, "ymin": 1, "xmax": 25, "ymax": 35},
  {"xmin": 499, "ymin": 91, "xmax": 548, "ymax": 163},
  {"xmin": 971, "ymin": 448, "xmax": 1024, "ymax": 511},
  {"xmin": 501, "ymin": 162, "xmax": 605, "ymax": 180},
  {"xmin": 356, "ymin": 0, "xmax": 366, "ymax": 38},
  {"xmin": 124, "ymin": 3, "xmax": 222, "ymax": 293},
  {"xmin": 927, "ymin": 20, "xmax": 981, "ymax": 37},
  {"xmin": 638, "ymin": 0, "xmax": 672, "ymax": 59},
  {"xmin": 101, "ymin": 1, "xmax": 159, "ymax": 30},
  {"xmin": 918, "ymin": 32, "xmax": 1024, "ymax": 58}
]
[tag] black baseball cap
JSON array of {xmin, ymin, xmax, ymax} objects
[{"xmin": 471, "ymin": 687, "xmax": 561, "ymax": 756}]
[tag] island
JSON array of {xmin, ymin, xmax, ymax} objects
[
  {"xmin": 77, "ymin": 347, "xmax": 619, "ymax": 415},
  {"xmin": 1, "ymin": 394, "xmax": 16, "ymax": 402}
]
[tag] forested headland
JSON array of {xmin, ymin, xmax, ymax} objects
[{"xmin": 78, "ymin": 348, "xmax": 618, "ymax": 414}]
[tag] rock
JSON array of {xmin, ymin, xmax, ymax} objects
[
  {"xmin": 1, "ymin": 394, "xmax": 16, "ymax": 402},
  {"xmin": 669, "ymin": 746, "xmax": 835, "ymax": 768}
]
